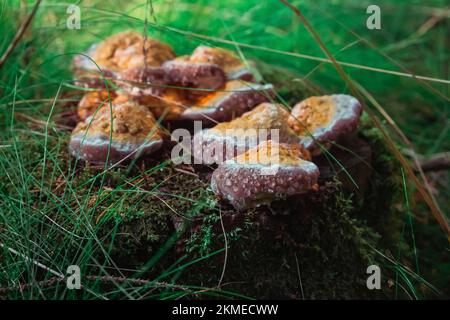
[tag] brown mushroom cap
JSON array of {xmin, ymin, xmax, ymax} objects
[
  {"xmin": 117, "ymin": 66, "xmax": 193, "ymax": 120},
  {"xmin": 92, "ymin": 30, "xmax": 175, "ymax": 71},
  {"xmin": 145, "ymin": 88, "xmax": 192, "ymax": 121},
  {"xmin": 77, "ymin": 90, "xmax": 117, "ymax": 121},
  {"xmin": 192, "ymin": 103, "xmax": 301, "ymax": 164},
  {"xmin": 211, "ymin": 140, "xmax": 319, "ymax": 210},
  {"xmin": 72, "ymin": 31, "xmax": 176, "ymax": 87},
  {"xmin": 73, "ymin": 44, "xmax": 116, "ymax": 90},
  {"xmin": 118, "ymin": 66, "xmax": 168, "ymax": 96},
  {"xmin": 69, "ymin": 101, "xmax": 164, "ymax": 164},
  {"xmin": 190, "ymin": 46, "xmax": 254, "ymax": 81},
  {"xmin": 288, "ymin": 94, "xmax": 362, "ymax": 154},
  {"xmin": 162, "ymin": 56, "xmax": 227, "ymax": 98},
  {"xmin": 179, "ymin": 80, "xmax": 274, "ymax": 124}
]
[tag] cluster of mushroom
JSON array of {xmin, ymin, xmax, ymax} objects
[
  {"xmin": 198, "ymin": 96, "xmax": 362, "ymax": 209},
  {"xmin": 69, "ymin": 30, "xmax": 363, "ymax": 210},
  {"xmin": 70, "ymin": 31, "xmax": 274, "ymax": 164}
]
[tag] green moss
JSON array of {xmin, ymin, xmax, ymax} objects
[
  {"xmin": 357, "ymin": 114, "xmax": 404, "ymax": 248},
  {"xmin": 180, "ymin": 180, "xmax": 385, "ymax": 299}
]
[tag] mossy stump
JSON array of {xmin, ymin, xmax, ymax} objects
[
  {"xmin": 89, "ymin": 116, "xmax": 400, "ymax": 299},
  {"xmin": 89, "ymin": 64, "xmax": 402, "ymax": 299}
]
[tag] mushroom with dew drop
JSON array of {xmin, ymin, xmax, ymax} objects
[
  {"xmin": 73, "ymin": 30, "xmax": 176, "ymax": 88},
  {"xmin": 192, "ymin": 103, "xmax": 302, "ymax": 164},
  {"xmin": 211, "ymin": 140, "xmax": 319, "ymax": 210},
  {"xmin": 288, "ymin": 94, "xmax": 362, "ymax": 155},
  {"xmin": 190, "ymin": 45, "xmax": 255, "ymax": 81},
  {"xmin": 179, "ymin": 80, "xmax": 274, "ymax": 124},
  {"xmin": 69, "ymin": 101, "xmax": 164, "ymax": 164}
]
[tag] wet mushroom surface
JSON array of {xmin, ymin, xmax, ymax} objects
[
  {"xmin": 211, "ymin": 140, "xmax": 319, "ymax": 210},
  {"xmin": 70, "ymin": 101, "xmax": 164, "ymax": 164},
  {"xmin": 117, "ymin": 66, "xmax": 192, "ymax": 121},
  {"xmin": 190, "ymin": 45, "xmax": 255, "ymax": 81},
  {"xmin": 162, "ymin": 56, "xmax": 227, "ymax": 98},
  {"xmin": 72, "ymin": 30, "xmax": 176, "ymax": 88},
  {"xmin": 77, "ymin": 90, "xmax": 116, "ymax": 121},
  {"xmin": 74, "ymin": 30, "xmax": 176, "ymax": 73},
  {"xmin": 192, "ymin": 102, "xmax": 301, "ymax": 164},
  {"xmin": 118, "ymin": 66, "xmax": 169, "ymax": 98},
  {"xmin": 288, "ymin": 94, "xmax": 362, "ymax": 155},
  {"xmin": 179, "ymin": 80, "xmax": 274, "ymax": 123}
]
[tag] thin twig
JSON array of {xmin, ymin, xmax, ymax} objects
[
  {"xmin": 294, "ymin": 253, "xmax": 305, "ymax": 300},
  {"xmin": 404, "ymin": 151, "xmax": 450, "ymax": 172},
  {"xmin": 217, "ymin": 209, "xmax": 228, "ymax": 288},
  {"xmin": 0, "ymin": 0, "xmax": 42, "ymax": 70},
  {"xmin": 419, "ymin": 153, "xmax": 450, "ymax": 172},
  {"xmin": 0, "ymin": 243, "xmax": 65, "ymax": 279}
]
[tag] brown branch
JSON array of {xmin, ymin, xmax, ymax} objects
[
  {"xmin": 417, "ymin": 152, "xmax": 450, "ymax": 172},
  {"xmin": 0, "ymin": 0, "xmax": 42, "ymax": 70},
  {"xmin": 403, "ymin": 149, "xmax": 450, "ymax": 172}
]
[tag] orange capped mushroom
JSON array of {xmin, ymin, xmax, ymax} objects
[
  {"xmin": 288, "ymin": 94, "xmax": 362, "ymax": 155},
  {"xmin": 211, "ymin": 140, "xmax": 319, "ymax": 210},
  {"xmin": 190, "ymin": 46, "xmax": 254, "ymax": 81},
  {"xmin": 162, "ymin": 56, "xmax": 227, "ymax": 98},
  {"xmin": 73, "ymin": 30, "xmax": 176, "ymax": 87},
  {"xmin": 179, "ymin": 80, "xmax": 274, "ymax": 124},
  {"xmin": 77, "ymin": 90, "xmax": 117, "ymax": 121},
  {"xmin": 192, "ymin": 103, "xmax": 302, "ymax": 164},
  {"xmin": 117, "ymin": 66, "xmax": 191, "ymax": 120},
  {"xmin": 70, "ymin": 101, "xmax": 164, "ymax": 164}
]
